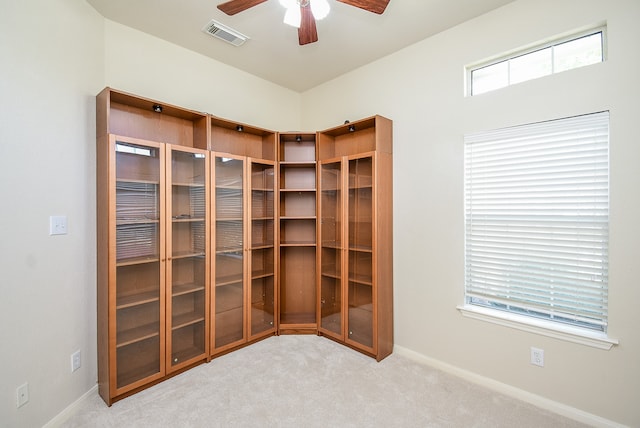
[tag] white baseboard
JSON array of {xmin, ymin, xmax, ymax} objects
[
  {"xmin": 43, "ymin": 384, "xmax": 98, "ymax": 428},
  {"xmin": 393, "ymin": 345, "xmax": 624, "ymax": 428}
]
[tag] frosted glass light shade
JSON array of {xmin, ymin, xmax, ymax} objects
[
  {"xmin": 310, "ymin": 0, "xmax": 330, "ymax": 20},
  {"xmin": 283, "ymin": 5, "xmax": 301, "ymax": 28}
]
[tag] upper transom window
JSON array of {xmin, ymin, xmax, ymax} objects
[{"xmin": 468, "ymin": 27, "xmax": 606, "ymax": 96}]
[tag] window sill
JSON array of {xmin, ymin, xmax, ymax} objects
[{"xmin": 457, "ymin": 304, "xmax": 619, "ymax": 350}]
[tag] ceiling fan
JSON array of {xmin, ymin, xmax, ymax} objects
[{"xmin": 217, "ymin": 0, "xmax": 390, "ymax": 45}]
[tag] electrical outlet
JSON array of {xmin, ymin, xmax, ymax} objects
[
  {"xmin": 71, "ymin": 350, "xmax": 81, "ymax": 372},
  {"xmin": 530, "ymin": 347, "xmax": 544, "ymax": 367},
  {"xmin": 16, "ymin": 383, "xmax": 29, "ymax": 408}
]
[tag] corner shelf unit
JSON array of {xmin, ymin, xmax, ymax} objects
[
  {"xmin": 97, "ymin": 87, "xmax": 393, "ymax": 405},
  {"xmin": 278, "ymin": 133, "xmax": 318, "ymax": 334}
]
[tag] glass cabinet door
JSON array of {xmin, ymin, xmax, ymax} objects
[
  {"xmin": 167, "ymin": 147, "xmax": 208, "ymax": 370},
  {"xmin": 319, "ymin": 160, "xmax": 343, "ymax": 337},
  {"xmin": 113, "ymin": 138, "xmax": 165, "ymax": 391},
  {"xmin": 346, "ymin": 155, "xmax": 374, "ymax": 349},
  {"xmin": 249, "ymin": 160, "xmax": 276, "ymax": 338},
  {"xmin": 212, "ymin": 155, "xmax": 246, "ymax": 351}
]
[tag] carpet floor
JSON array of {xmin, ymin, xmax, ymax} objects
[{"xmin": 60, "ymin": 335, "xmax": 587, "ymax": 427}]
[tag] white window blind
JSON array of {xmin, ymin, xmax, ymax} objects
[{"xmin": 464, "ymin": 112, "xmax": 609, "ymax": 331}]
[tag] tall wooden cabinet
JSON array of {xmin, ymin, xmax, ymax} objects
[
  {"xmin": 317, "ymin": 116, "xmax": 393, "ymax": 361},
  {"xmin": 210, "ymin": 118, "xmax": 277, "ymax": 356},
  {"xmin": 97, "ymin": 88, "xmax": 392, "ymax": 405},
  {"xmin": 97, "ymin": 88, "xmax": 209, "ymax": 405}
]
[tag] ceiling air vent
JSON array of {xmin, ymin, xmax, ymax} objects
[{"xmin": 202, "ymin": 19, "xmax": 249, "ymax": 46}]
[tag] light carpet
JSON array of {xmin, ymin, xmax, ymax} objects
[{"xmin": 60, "ymin": 335, "xmax": 587, "ymax": 427}]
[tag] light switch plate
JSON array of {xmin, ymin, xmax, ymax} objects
[{"xmin": 50, "ymin": 216, "xmax": 68, "ymax": 235}]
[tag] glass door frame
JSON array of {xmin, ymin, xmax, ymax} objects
[
  {"xmin": 210, "ymin": 152, "xmax": 248, "ymax": 355},
  {"xmin": 109, "ymin": 135, "xmax": 167, "ymax": 396},
  {"xmin": 344, "ymin": 152, "xmax": 377, "ymax": 354},
  {"xmin": 165, "ymin": 144, "xmax": 210, "ymax": 372},
  {"xmin": 317, "ymin": 156, "xmax": 346, "ymax": 341},
  {"xmin": 247, "ymin": 158, "xmax": 277, "ymax": 341}
]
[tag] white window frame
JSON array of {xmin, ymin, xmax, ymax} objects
[
  {"xmin": 466, "ymin": 25, "xmax": 607, "ymax": 96},
  {"xmin": 459, "ymin": 112, "xmax": 618, "ymax": 350}
]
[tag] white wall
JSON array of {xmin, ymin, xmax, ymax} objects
[
  {"xmin": 0, "ymin": 1, "xmax": 104, "ymax": 427},
  {"xmin": 301, "ymin": 0, "xmax": 640, "ymax": 425},
  {"xmin": 104, "ymin": 20, "xmax": 302, "ymax": 132}
]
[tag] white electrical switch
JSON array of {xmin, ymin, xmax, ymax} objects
[
  {"xmin": 71, "ymin": 350, "xmax": 81, "ymax": 372},
  {"xmin": 50, "ymin": 216, "xmax": 68, "ymax": 235}
]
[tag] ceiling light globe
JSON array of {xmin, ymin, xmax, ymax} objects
[
  {"xmin": 279, "ymin": 0, "xmax": 296, "ymax": 8},
  {"xmin": 283, "ymin": 5, "xmax": 301, "ymax": 28},
  {"xmin": 310, "ymin": 0, "xmax": 330, "ymax": 20}
]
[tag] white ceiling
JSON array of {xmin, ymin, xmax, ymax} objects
[{"xmin": 86, "ymin": 0, "xmax": 515, "ymax": 92}]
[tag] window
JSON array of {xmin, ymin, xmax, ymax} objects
[
  {"xmin": 469, "ymin": 27, "xmax": 605, "ymax": 95},
  {"xmin": 463, "ymin": 112, "xmax": 609, "ymax": 333}
]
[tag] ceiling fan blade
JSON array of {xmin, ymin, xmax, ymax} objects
[
  {"xmin": 298, "ymin": 6, "xmax": 318, "ymax": 45},
  {"xmin": 217, "ymin": 0, "xmax": 268, "ymax": 15},
  {"xmin": 336, "ymin": 0, "xmax": 390, "ymax": 14}
]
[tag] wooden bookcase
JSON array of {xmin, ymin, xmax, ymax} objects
[
  {"xmin": 278, "ymin": 133, "xmax": 318, "ymax": 334},
  {"xmin": 97, "ymin": 88, "xmax": 393, "ymax": 405},
  {"xmin": 96, "ymin": 88, "xmax": 209, "ymax": 405},
  {"xmin": 210, "ymin": 117, "xmax": 277, "ymax": 356},
  {"xmin": 317, "ymin": 116, "xmax": 393, "ymax": 361}
]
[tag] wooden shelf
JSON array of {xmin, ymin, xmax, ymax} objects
[
  {"xmin": 116, "ymin": 178, "xmax": 160, "ymax": 185},
  {"xmin": 280, "ymin": 240, "xmax": 317, "ymax": 247},
  {"xmin": 172, "ymin": 312, "xmax": 206, "ymax": 330},
  {"xmin": 117, "ymin": 323, "xmax": 160, "ymax": 348},
  {"xmin": 172, "ymin": 182, "xmax": 205, "ymax": 188},
  {"xmin": 171, "ymin": 217, "xmax": 205, "ymax": 223},
  {"xmin": 251, "ymin": 243, "xmax": 275, "ymax": 250},
  {"xmin": 116, "ymin": 255, "xmax": 160, "ymax": 267},
  {"xmin": 348, "ymin": 245, "xmax": 373, "ymax": 253},
  {"xmin": 215, "ymin": 273, "xmax": 243, "ymax": 287},
  {"xmin": 321, "ymin": 272, "xmax": 341, "ymax": 280},
  {"xmin": 172, "ymin": 283, "xmax": 205, "ymax": 297},
  {"xmin": 251, "ymin": 270, "xmax": 274, "ymax": 280},
  {"xmin": 116, "ymin": 290, "xmax": 159, "ymax": 309},
  {"xmin": 116, "ymin": 219, "xmax": 159, "ymax": 226},
  {"xmin": 349, "ymin": 273, "xmax": 373, "ymax": 286},
  {"xmin": 279, "ymin": 161, "xmax": 316, "ymax": 166},
  {"xmin": 171, "ymin": 250, "xmax": 206, "ymax": 260},
  {"xmin": 321, "ymin": 241, "xmax": 342, "ymax": 249}
]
